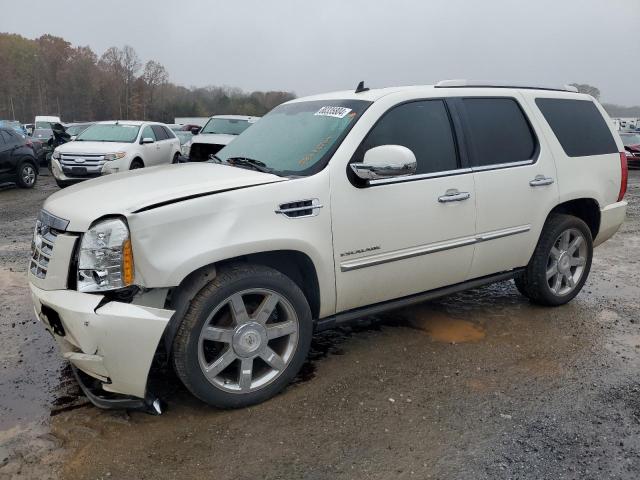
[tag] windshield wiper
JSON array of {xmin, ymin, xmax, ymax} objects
[{"xmin": 225, "ymin": 157, "xmax": 274, "ymax": 173}]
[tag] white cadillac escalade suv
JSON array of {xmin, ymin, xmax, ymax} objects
[{"xmin": 29, "ymin": 81, "xmax": 628, "ymax": 412}]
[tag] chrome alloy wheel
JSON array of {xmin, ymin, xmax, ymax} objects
[
  {"xmin": 22, "ymin": 165, "xmax": 36, "ymax": 185},
  {"xmin": 546, "ymin": 228, "xmax": 587, "ymax": 296},
  {"xmin": 197, "ymin": 288, "xmax": 299, "ymax": 393}
]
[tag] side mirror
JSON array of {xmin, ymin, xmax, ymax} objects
[
  {"xmin": 350, "ymin": 145, "xmax": 417, "ymax": 181},
  {"xmin": 141, "ymin": 137, "xmax": 155, "ymax": 144},
  {"xmin": 190, "ymin": 127, "xmax": 200, "ymax": 135}
]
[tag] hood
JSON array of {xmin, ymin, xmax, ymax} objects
[
  {"xmin": 44, "ymin": 163, "xmax": 285, "ymax": 231},
  {"xmin": 191, "ymin": 133, "xmax": 236, "ymax": 146},
  {"xmin": 57, "ymin": 141, "xmax": 133, "ymax": 154}
]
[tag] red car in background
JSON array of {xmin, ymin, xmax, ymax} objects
[{"xmin": 620, "ymin": 132, "xmax": 640, "ymax": 169}]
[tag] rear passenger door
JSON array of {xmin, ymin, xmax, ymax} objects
[
  {"xmin": 0, "ymin": 131, "xmax": 11, "ymax": 177},
  {"xmin": 453, "ymin": 94, "xmax": 560, "ymax": 278}
]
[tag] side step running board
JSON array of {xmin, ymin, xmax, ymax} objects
[{"xmin": 315, "ymin": 269, "xmax": 523, "ymax": 332}]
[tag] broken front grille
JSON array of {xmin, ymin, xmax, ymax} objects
[{"xmin": 30, "ymin": 210, "xmax": 69, "ymax": 279}]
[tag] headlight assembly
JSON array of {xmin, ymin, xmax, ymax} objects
[
  {"xmin": 77, "ymin": 218, "xmax": 135, "ymax": 292},
  {"xmin": 104, "ymin": 152, "xmax": 127, "ymax": 161},
  {"xmin": 52, "ymin": 150, "xmax": 61, "ymax": 160}
]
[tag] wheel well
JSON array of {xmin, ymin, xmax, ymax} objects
[
  {"xmin": 218, "ymin": 250, "xmax": 321, "ymax": 320},
  {"xmin": 160, "ymin": 250, "xmax": 321, "ymax": 357},
  {"xmin": 19, "ymin": 156, "xmax": 38, "ymax": 172},
  {"xmin": 131, "ymin": 157, "xmax": 144, "ymax": 168},
  {"xmin": 549, "ymin": 198, "xmax": 600, "ymax": 239}
]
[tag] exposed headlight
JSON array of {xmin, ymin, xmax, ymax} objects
[
  {"xmin": 181, "ymin": 141, "xmax": 191, "ymax": 156},
  {"xmin": 52, "ymin": 150, "xmax": 61, "ymax": 160},
  {"xmin": 77, "ymin": 218, "xmax": 135, "ymax": 292},
  {"xmin": 104, "ymin": 152, "xmax": 127, "ymax": 161}
]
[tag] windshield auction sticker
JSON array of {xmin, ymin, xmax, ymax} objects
[{"xmin": 314, "ymin": 106, "xmax": 353, "ymax": 119}]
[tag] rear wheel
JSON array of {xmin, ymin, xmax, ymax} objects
[
  {"xmin": 16, "ymin": 161, "xmax": 37, "ymax": 188},
  {"xmin": 515, "ymin": 214, "xmax": 592, "ymax": 306},
  {"xmin": 172, "ymin": 264, "xmax": 313, "ymax": 408},
  {"xmin": 172, "ymin": 153, "xmax": 180, "ymax": 164}
]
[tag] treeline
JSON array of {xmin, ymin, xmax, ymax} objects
[{"xmin": 0, "ymin": 33, "xmax": 295, "ymax": 123}]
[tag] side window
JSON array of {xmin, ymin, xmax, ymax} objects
[
  {"xmin": 141, "ymin": 125, "xmax": 156, "ymax": 141},
  {"xmin": 462, "ymin": 98, "xmax": 536, "ymax": 167},
  {"xmin": 163, "ymin": 126, "xmax": 175, "ymax": 139},
  {"xmin": 151, "ymin": 125, "xmax": 168, "ymax": 140},
  {"xmin": 355, "ymin": 100, "xmax": 459, "ymax": 175},
  {"xmin": 535, "ymin": 98, "xmax": 617, "ymax": 157}
]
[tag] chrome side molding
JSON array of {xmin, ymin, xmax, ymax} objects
[{"xmin": 340, "ymin": 224, "xmax": 531, "ymax": 272}]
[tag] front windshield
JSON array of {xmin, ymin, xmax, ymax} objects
[
  {"xmin": 201, "ymin": 118, "xmax": 253, "ymax": 135},
  {"xmin": 621, "ymin": 133, "xmax": 640, "ymax": 146},
  {"xmin": 76, "ymin": 124, "xmax": 140, "ymax": 143},
  {"xmin": 216, "ymin": 100, "xmax": 371, "ymax": 176},
  {"xmin": 67, "ymin": 124, "xmax": 90, "ymax": 136}
]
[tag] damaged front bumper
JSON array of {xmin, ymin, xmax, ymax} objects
[{"xmin": 29, "ymin": 283, "xmax": 174, "ymax": 411}]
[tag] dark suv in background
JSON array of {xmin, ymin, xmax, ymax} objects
[{"xmin": 0, "ymin": 127, "xmax": 39, "ymax": 188}]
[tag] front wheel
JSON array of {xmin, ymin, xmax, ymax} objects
[
  {"xmin": 172, "ymin": 264, "xmax": 313, "ymax": 408},
  {"xmin": 515, "ymin": 214, "xmax": 593, "ymax": 306}
]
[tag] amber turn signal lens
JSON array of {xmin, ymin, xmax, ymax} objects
[{"xmin": 122, "ymin": 238, "xmax": 134, "ymax": 285}]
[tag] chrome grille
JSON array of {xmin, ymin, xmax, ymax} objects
[
  {"xmin": 30, "ymin": 210, "xmax": 69, "ymax": 279},
  {"xmin": 59, "ymin": 153, "xmax": 106, "ymax": 176}
]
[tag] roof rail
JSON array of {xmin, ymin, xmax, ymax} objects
[{"xmin": 435, "ymin": 79, "xmax": 579, "ymax": 93}]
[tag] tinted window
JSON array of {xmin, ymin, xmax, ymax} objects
[
  {"xmin": 162, "ymin": 126, "xmax": 175, "ymax": 139},
  {"xmin": 356, "ymin": 100, "xmax": 458, "ymax": 174},
  {"xmin": 141, "ymin": 126, "xmax": 156, "ymax": 141},
  {"xmin": 536, "ymin": 98, "xmax": 617, "ymax": 157},
  {"xmin": 462, "ymin": 98, "xmax": 536, "ymax": 167},
  {"xmin": 151, "ymin": 125, "xmax": 168, "ymax": 140}
]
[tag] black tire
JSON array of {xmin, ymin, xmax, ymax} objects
[
  {"xmin": 55, "ymin": 179, "xmax": 71, "ymax": 189},
  {"xmin": 16, "ymin": 160, "xmax": 38, "ymax": 188},
  {"xmin": 172, "ymin": 153, "xmax": 180, "ymax": 164},
  {"xmin": 130, "ymin": 159, "xmax": 144, "ymax": 170},
  {"xmin": 172, "ymin": 263, "xmax": 313, "ymax": 408},
  {"xmin": 515, "ymin": 213, "xmax": 593, "ymax": 306}
]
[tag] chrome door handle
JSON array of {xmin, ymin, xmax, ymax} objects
[
  {"xmin": 529, "ymin": 175, "xmax": 554, "ymax": 187},
  {"xmin": 438, "ymin": 189, "xmax": 471, "ymax": 203}
]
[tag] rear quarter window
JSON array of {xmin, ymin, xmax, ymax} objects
[{"xmin": 535, "ymin": 98, "xmax": 617, "ymax": 157}]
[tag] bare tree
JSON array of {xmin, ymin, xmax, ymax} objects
[{"xmin": 142, "ymin": 60, "xmax": 168, "ymax": 119}]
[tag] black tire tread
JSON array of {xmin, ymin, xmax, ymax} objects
[
  {"xmin": 516, "ymin": 213, "xmax": 592, "ymax": 306},
  {"xmin": 172, "ymin": 262, "xmax": 312, "ymax": 408}
]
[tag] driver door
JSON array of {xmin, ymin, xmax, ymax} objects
[
  {"xmin": 140, "ymin": 125, "xmax": 160, "ymax": 166},
  {"xmin": 331, "ymin": 99, "xmax": 477, "ymax": 312}
]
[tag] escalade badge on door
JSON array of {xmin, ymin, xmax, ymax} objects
[{"xmin": 340, "ymin": 246, "xmax": 380, "ymax": 257}]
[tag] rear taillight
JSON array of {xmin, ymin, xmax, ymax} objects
[{"xmin": 618, "ymin": 152, "xmax": 628, "ymax": 202}]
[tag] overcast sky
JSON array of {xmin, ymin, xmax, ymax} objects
[{"xmin": 2, "ymin": 0, "xmax": 639, "ymax": 105}]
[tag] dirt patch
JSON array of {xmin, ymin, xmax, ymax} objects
[{"xmin": 403, "ymin": 307, "xmax": 486, "ymax": 343}]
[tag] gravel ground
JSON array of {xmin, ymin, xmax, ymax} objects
[{"xmin": 0, "ymin": 171, "xmax": 639, "ymax": 480}]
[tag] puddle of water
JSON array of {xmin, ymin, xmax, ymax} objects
[{"xmin": 402, "ymin": 307, "xmax": 486, "ymax": 343}]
